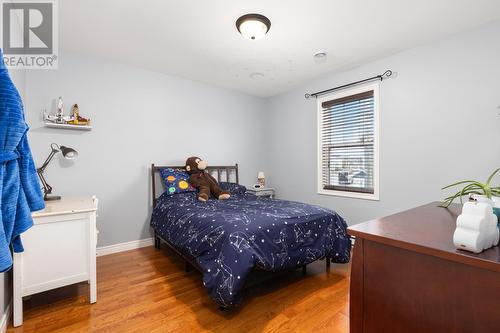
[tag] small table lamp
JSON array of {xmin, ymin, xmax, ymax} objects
[
  {"xmin": 37, "ymin": 143, "xmax": 78, "ymax": 201},
  {"xmin": 258, "ymin": 171, "xmax": 265, "ymax": 187}
]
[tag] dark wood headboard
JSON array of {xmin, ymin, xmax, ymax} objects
[{"xmin": 151, "ymin": 163, "xmax": 239, "ymax": 207}]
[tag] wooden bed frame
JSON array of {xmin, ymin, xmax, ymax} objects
[{"xmin": 150, "ymin": 163, "xmax": 331, "ymax": 276}]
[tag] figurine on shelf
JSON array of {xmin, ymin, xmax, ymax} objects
[
  {"xmin": 67, "ymin": 104, "xmax": 90, "ymax": 126},
  {"xmin": 70, "ymin": 104, "xmax": 80, "ymax": 125},
  {"xmin": 55, "ymin": 97, "xmax": 64, "ymax": 124}
]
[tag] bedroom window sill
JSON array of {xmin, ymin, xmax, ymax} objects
[{"xmin": 317, "ymin": 189, "xmax": 379, "ymax": 201}]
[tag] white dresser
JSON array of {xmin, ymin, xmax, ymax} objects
[{"xmin": 13, "ymin": 196, "xmax": 98, "ymax": 327}]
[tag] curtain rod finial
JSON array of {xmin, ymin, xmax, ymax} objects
[{"xmin": 305, "ymin": 93, "xmax": 311, "ymax": 99}]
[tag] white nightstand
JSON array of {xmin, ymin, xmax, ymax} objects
[
  {"xmin": 13, "ymin": 196, "xmax": 98, "ymax": 327},
  {"xmin": 246, "ymin": 187, "xmax": 275, "ymax": 199}
]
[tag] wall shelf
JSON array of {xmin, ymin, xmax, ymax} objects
[{"xmin": 44, "ymin": 122, "xmax": 93, "ymax": 131}]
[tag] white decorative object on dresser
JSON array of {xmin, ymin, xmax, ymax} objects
[
  {"xmin": 246, "ymin": 187, "xmax": 275, "ymax": 199},
  {"xmin": 13, "ymin": 196, "xmax": 98, "ymax": 327}
]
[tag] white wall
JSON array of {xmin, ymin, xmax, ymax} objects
[
  {"xmin": 263, "ymin": 20, "xmax": 500, "ymax": 225},
  {"xmin": 24, "ymin": 52, "xmax": 266, "ymax": 247},
  {"xmin": 0, "ymin": 67, "xmax": 26, "ymax": 329}
]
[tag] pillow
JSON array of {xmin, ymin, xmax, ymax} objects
[
  {"xmin": 219, "ymin": 182, "xmax": 247, "ymax": 195},
  {"xmin": 160, "ymin": 168, "xmax": 196, "ymax": 195}
]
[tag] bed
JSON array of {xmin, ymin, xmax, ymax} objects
[{"xmin": 150, "ymin": 164, "xmax": 351, "ymax": 308}]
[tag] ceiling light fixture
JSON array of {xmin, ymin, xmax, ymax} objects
[{"xmin": 236, "ymin": 14, "xmax": 271, "ymax": 40}]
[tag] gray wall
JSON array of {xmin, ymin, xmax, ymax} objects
[
  {"xmin": 0, "ymin": 67, "xmax": 25, "ymax": 326},
  {"xmin": 263, "ymin": 20, "xmax": 500, "ymax": 225},
  {"xmin": 19, "ymin": 20, "xmax": 500, "ymax": 250},
  {"xmin": 24, "ymin": 52, "xmax": 266, "ymax": 247}
]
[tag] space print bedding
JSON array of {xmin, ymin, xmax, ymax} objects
[{"xmin": 150, "ymin": 185, "xmax": 351, "ymax": 307}]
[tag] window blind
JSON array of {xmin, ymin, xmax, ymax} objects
[{"xmin": 320, "ymin": 90, "xmax": 375, "ymax": 194}]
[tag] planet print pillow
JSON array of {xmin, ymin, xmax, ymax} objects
[{"xmin": 160, "ymin": 168, "xmax": 196, "ymax": 195}]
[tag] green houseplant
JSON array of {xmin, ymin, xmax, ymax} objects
[{"xmin": 440, "ymin": 168, "xmax": 500, "ymax": 208}]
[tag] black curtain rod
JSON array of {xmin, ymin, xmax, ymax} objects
[{"xmin": 304, "ymin": 70, "xmax": 393, "ymax": 99}]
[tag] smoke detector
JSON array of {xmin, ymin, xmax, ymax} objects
[
  {"xmin": 249, "ymin": 72, "xmax": 265, "ymax": 79},
  {"xmin": 313, "ymin": 51, "xmax": 328, "ymax": 64}
]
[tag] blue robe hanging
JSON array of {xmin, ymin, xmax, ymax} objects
[{"xmin": 0, "ymin": 50, "xmax": 45, "ymax": 272}]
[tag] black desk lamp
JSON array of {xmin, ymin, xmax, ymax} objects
[{"xmin": 37, "ymin": 143, "xmax": 78, "ymax": 201}]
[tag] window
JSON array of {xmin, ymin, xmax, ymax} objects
[{"xmin": 317, "ymin": 83, "xmax": 379, "ymax": 200}]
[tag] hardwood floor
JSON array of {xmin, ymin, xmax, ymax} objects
[{"xmin": 7, "ymin": 246, "xmax": 350, "ymax": 333}]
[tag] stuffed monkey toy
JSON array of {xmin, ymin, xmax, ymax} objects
[{"xmin": 185, "ymin": 156, "xmax": 231, "ymax": 202}]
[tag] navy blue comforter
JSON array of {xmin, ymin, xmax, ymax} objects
[{"xmin": 151, "ymin": 189, "xmax": 351, "ymax": 307}]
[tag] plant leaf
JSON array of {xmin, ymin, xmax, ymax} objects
[
  {"xmin": 486, "ymin": 168, "xmax": 500, "ymax": 185},
  {"xmin": 441, "ymin": 180, "xmax": 476, "ymax": 190},
  {"xmin": 460, "ymin": 183, "xmax": 484, "ymax": 199}
]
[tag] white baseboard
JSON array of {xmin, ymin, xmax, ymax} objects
[
  {"xmin": 0, "ymin": 301, "xmax": 11, "ymax": 333},
  {"xmin": 96, "ymin": 238, "xmax": 153, "ymax": 257}
]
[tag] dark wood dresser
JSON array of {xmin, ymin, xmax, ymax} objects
[{"xmin": 347, "ymin": 202, "xmax": 500, "ymax": 333}]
